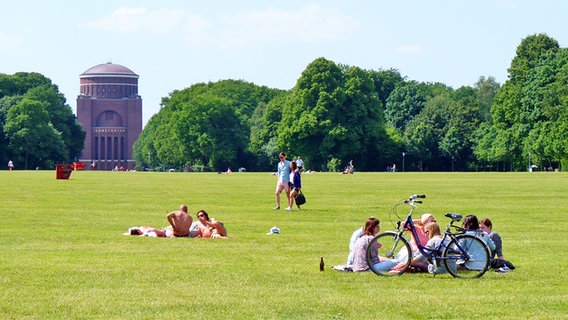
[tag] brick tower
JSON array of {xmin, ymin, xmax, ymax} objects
[{"xmin": 76, "ymin": 62, "xmax": 142, "ymax": 170}]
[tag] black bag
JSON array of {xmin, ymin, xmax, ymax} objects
[
  {"xmin": 295, "ymin": 191, "xmax": 306, "ymax": 205},
  {"xmin": 490, "ymin": 259, "xmax": 515, "ymax": 270}
]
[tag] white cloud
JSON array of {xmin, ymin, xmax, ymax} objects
[
  {"xmin": 83, "ymin": 7, "xmax": 187, "ymax": 34},
  {"xmin": 215, "ymin": 4, "xmax": 360, "ymax": 48},
  {"xmin": 0, "ymin": 32, "xmax": 22, "ymax": 51},
  {"xmin": 82, "ymin": 4, "xmax": 359, "ymax": 48}
]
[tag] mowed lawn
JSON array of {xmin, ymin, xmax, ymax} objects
[{"xmin": 0, "ymin": 170, "xmax": 566, "ymax": 319}]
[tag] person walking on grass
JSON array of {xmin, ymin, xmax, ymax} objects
[
  {"xmin": 274, "ymin": 152, "xmax": 291, "ymax": 210},
  {"xmin": 288, "ymin": 160, "xmax": 302, "ymax": 211}
]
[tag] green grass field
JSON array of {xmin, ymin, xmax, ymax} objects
[{"xmin": 1, "ymin": 170, "xmax": 567, "ymax": 319}]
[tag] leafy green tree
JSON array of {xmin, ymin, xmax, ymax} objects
[
  {"xmin": 474, "ymin": 76, "xmax": 500, "ymax": 123},
  {"xmin": 471, "ymin": 123, "xmax": 495, "ymax": 168},
  {"xmin": 249, "ymin": 93, "xmax": 288, "ymax": 171},
  {"xmin": 133, "ymin": 80, "xmax": 280, "ymax": 171},
  {"xmin": 23, "ymin": 86, "xmax": 85, "ymax": 161},
  {"xmin": 276, "ymin": 58, "xmax": 389, "ymax": 171},
  {"xmin": 4, "ymin": 98, "xmax": 68, "ymax": 169},
  {"xmin": 402, "ymin": 91, "xmax": 453, "ymax": 171},
  {"xmin": 276, "ymin": 58, "xmax": 344, "ymax": 170},
  {"xmin": 0, "ymin": 72, "xmax": 53, "ymax": 98},
  {"xmin": 0, "ymin": 96, "xmax": 22, "ymax": 163},
  {"xmin": 0, "ymin": 73, "xmax": 84, "ymax": 167},
  {"xmin": 519, "ymin": 48, "xmax": 568, "ymax": 169},
  {"xmin": 368, "ymin": 68, "xmax": 405, "ymax": 107},
  {"xmin": 486, "ymin": 33, "xmax": 561, "ymax": 170},
  {"xmin": 384, "ymin": 81, "xmax": 427, "ymax": 134},
  {"xmin": 508, "ymin": 33, "xmax": 559, "ymax": 82},
  {"xmin": 132, "ymin": 113, "xmax": 160, "ymax": 169}
]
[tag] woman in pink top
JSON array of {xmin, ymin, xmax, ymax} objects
[{"xmin": 390, "ymin": 213, "xmax": 436, "ymax": 273}]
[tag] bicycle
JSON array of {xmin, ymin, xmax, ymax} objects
[{"xmin": 365, "ymin": 194, "xmax": 491, "ymax": 278}]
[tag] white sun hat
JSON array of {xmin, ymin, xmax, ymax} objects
[{"xmin": 267, "ymin": 226, "xmax": 281, "ymax": 235}]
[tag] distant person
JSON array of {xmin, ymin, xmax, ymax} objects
[
  {"xmin": 8, "ymin": 160, "xmax": 14, "ymax": 171},
  {"xmin": 288, "ymin": 160, "xmax": 302, "ymax": 211},
  {"xmin": 343, "ymin": 160, "xmax": 354, "ymax": 174},
  {"xmin": 274, "ymin": 152, "xmax": 291, "ymax": 210},
  {"xmin": 296, "ymin": 156, "xmax": 304, "ymax": 171},
  {"xmin": 195, "ymin": 210, "xmax": 227, "ymax": 238},
  {"xmin": 219, "ymin": 167, "xmax": 232, "ymax": 174},
  {"xmin": 166, "ymin": 204, "xmax": 193, "ymax": 237}
]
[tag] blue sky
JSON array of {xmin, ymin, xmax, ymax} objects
[{"xmin": 1, "ymin": 1, "xmax": 567, "ymax": 125}]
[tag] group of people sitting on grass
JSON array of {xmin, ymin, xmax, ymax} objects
[
  {"xmin": 124, "ymin": 204, "xmax": 228, "ymax": 239},
  {"xmin": 337, "ymin": 212, "xmax": 513, "ymax": 274}
]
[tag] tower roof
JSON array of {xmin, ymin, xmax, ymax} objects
[{"xmin": 80, "ymin": 62, "xmax": 138, "ymax": 78}]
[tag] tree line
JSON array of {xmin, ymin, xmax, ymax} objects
[
  {"xmin": 1, "ymin": 33, "xmax": 566, "ymax": 172},
  {"xmin": 134, "ymin": 33, "xmax": 567, "ymax": 172}
]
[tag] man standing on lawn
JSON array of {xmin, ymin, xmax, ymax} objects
[
  {"xmin": 274, "ymin": 152, "xmax": 291, "ymax": 210},
  {"xmin": 166, "ymin": 204, "xmax": 193, "ymax": 237}
]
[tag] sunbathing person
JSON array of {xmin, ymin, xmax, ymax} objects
[
  {"xmin": 195, "ymin": 210, "xmax": 228, "ymax": 238},
  {"xmin": 124, "ymin": 226, "xmax": 172, "ymax": 238},
  {"xmin": 166, "ymin": 204, "xmax": 193, "ymax": 237}
]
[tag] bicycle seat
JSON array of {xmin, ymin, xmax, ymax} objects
[{"xmin": 445, "ymin": 213, "xmax": 462, "ymax": 222}]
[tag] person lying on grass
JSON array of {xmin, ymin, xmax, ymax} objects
[
  {"xmin": 124, "ymin": 226, "xmax": 173, "ymax": 238},
  {"xmin": 124, "ymin": 224, "xmax": 199, "ymax": 238}
]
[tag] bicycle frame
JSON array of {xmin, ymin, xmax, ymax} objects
[
  {"xmin": 401, "ymin": 211, "xmax": 464, "ymax": 262},
  {"xmin": 393, "ymin": 196, "xmax": 485, "ymax": 268}
]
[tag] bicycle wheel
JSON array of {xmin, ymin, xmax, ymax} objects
[
  {"xmin": 366, "ymin": 231, "xmax": 412, "ymax": 276},
  {"xmin": 442, "ymin": 234, "xmax": 490, "ymax": 279}
]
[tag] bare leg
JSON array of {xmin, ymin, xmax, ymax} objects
[
  {"xmin": 212, "ymin": 221, "xmax": 227, "ymax": 237},
  {"xmin": 289, "ymin": 190, "xmax": 296, "ymax": 209}
]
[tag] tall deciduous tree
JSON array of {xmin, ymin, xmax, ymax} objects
[
  {"xmin": 4, "ymin": 98, "xmax": 68, "ymax": 169},
  {"xmin": 0, "ymin": 73, "xmax": 84, "ymax": 168},
  {"xmin": 276, "ymin": 58, "xmax": 390, "ymax": 171},
  {"xmin": 486, "ymin": 33, "xmax": 561, "ymax": 170}
]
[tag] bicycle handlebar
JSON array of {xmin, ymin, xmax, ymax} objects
[{"xmin": 404, "ymin": 194, "xmax": 426, "ymax": 205}]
